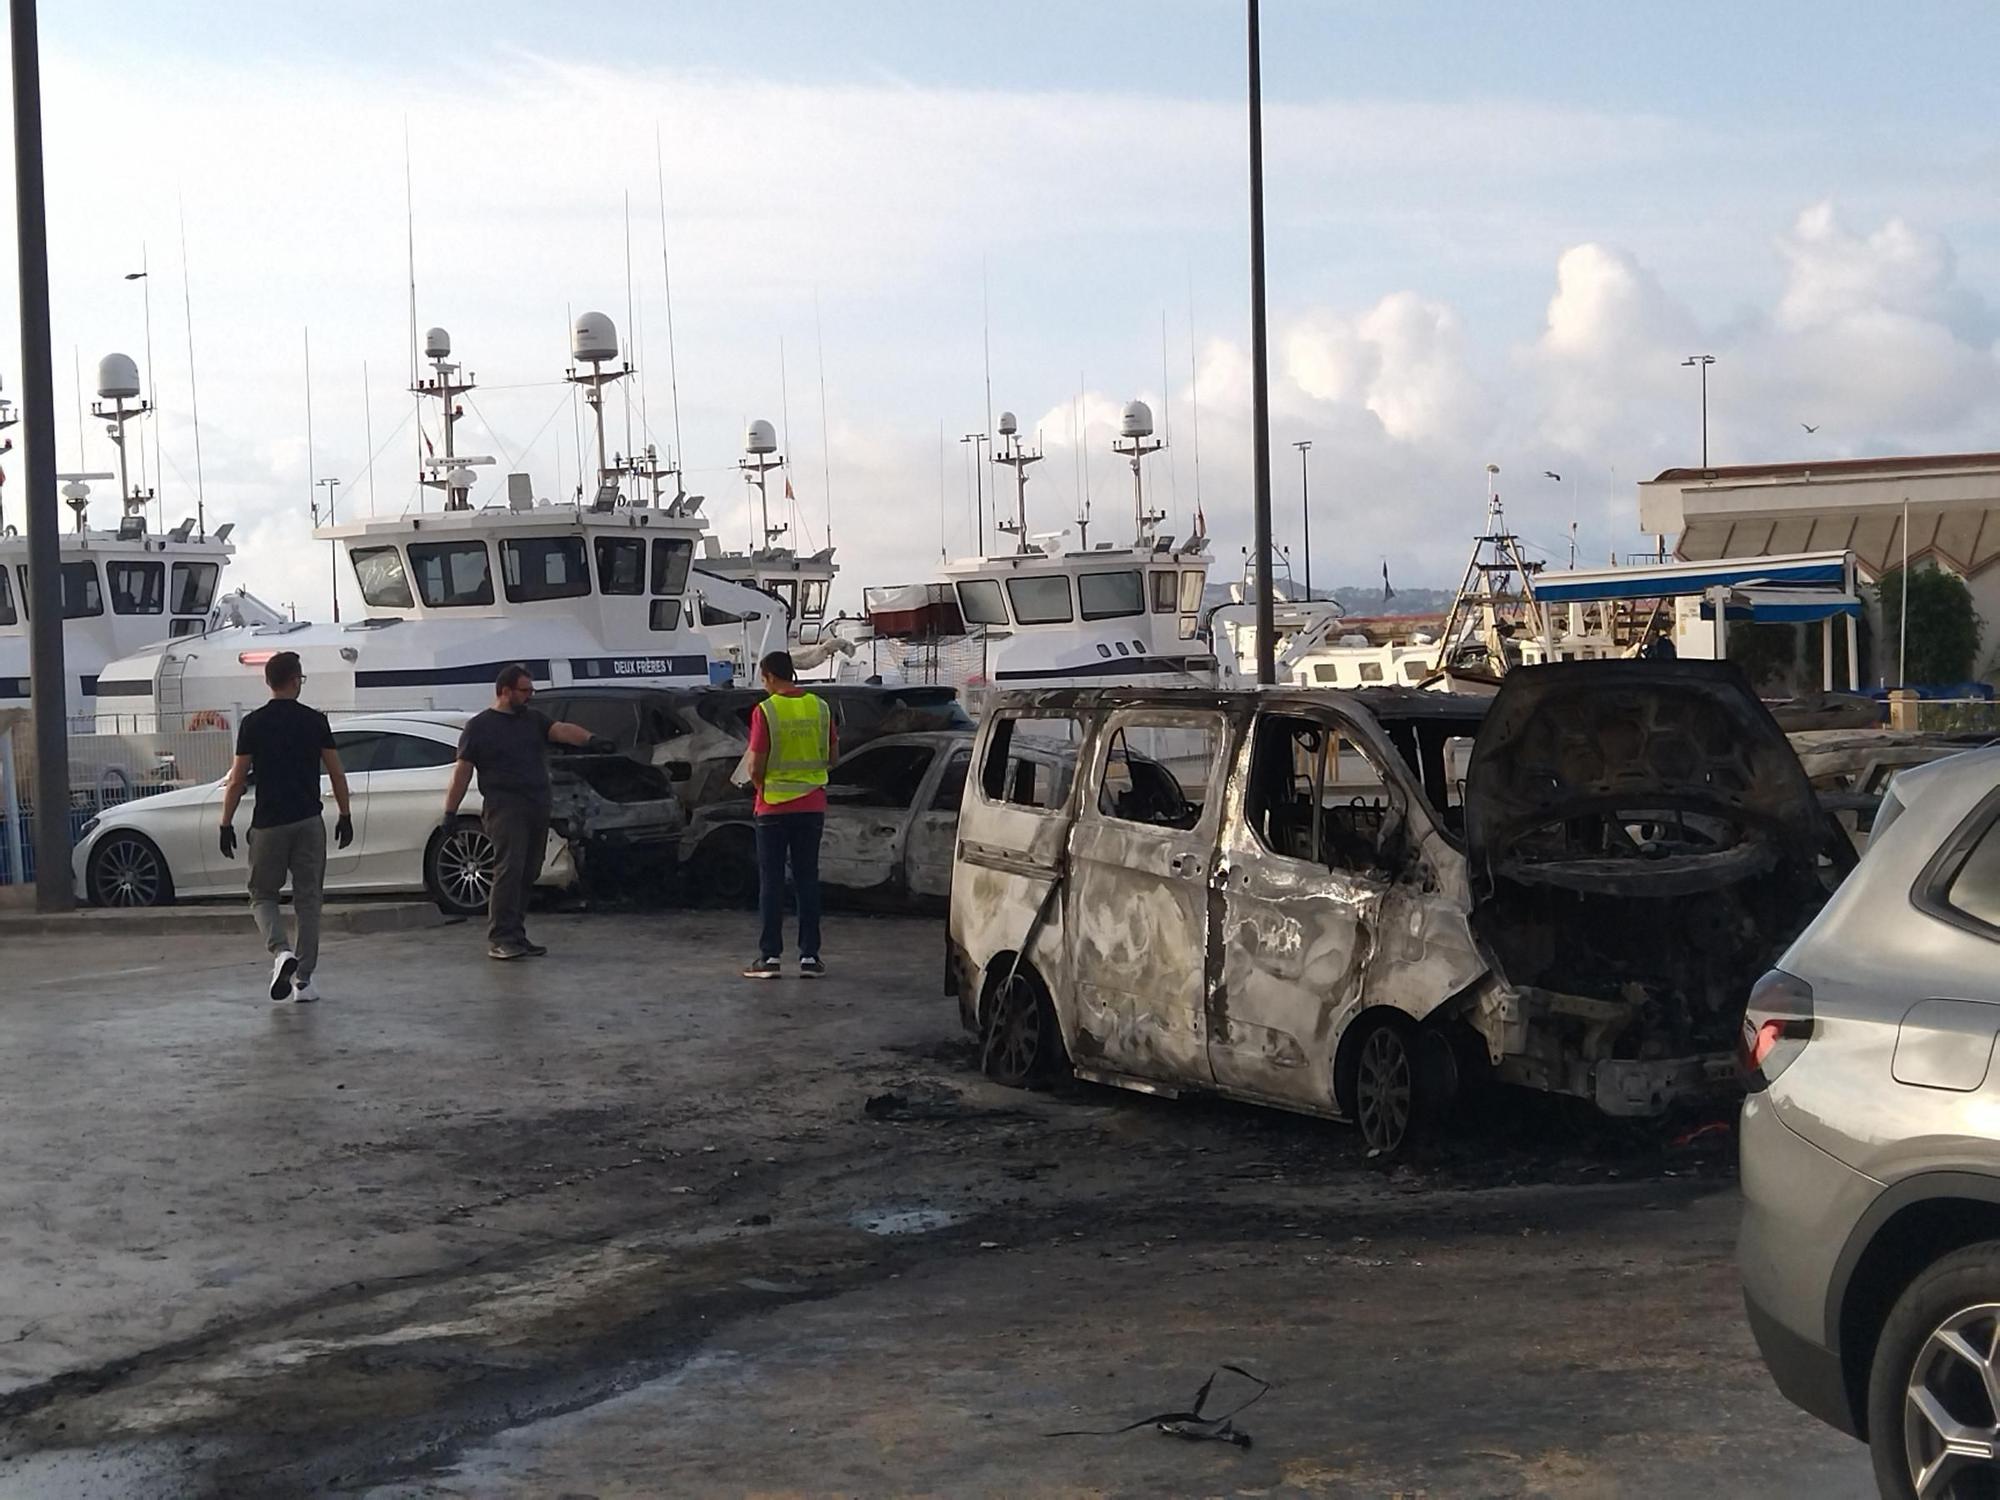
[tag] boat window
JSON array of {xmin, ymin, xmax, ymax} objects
[
  {"xmin": 1313, "ymin": 663, "xmax": 1340, "ymax": 683},
  {"xmin": 1006, "ymin": 574, "xmax": 1073, "ymax": 624},
  {"xmin": 979, "ymin": 715, "xmax": 1083, "ymax": 810},
  {"xmin": 768, "ymin": 579, "xmax": 798, "ymax": 614},
  {"xmin": 650, "ymin": 598, "xmax": 682, "ymax": 631},
  {"xmin": 1180, "ymin": 570, "xmax": 1206, "ymax": 612},
  {"xmin": 57, "ymin": 562, "xmax": 103, "ymax": 619},
  {"xmin": 408, "ymin": 541, "xmax": 495, "ymax": 608},
  {"xmin": 827, "ymin": 743, "xmax": 935, "ymax": 810},
  {"xmin": 502, "ymin": 536, "xmax": 590, "ymax": 603},
  {"xmin": 171, "ymin": 561, "xmax": 220, "ymax": 615},
  {"xmin": 800, "ymin": 579, "xmax": 829, "ymax": 619},
  {"xmin": 108, "ymin": 561, "xmax": 165, "ymax": 615},
  {"xmin": 0, "ymin": 566, "xmax": 15, "ymax": 627},
  {"xmin": 1151, "ymin": 570, "xmax": 1177, "ymax": 613},
  {"xmin": 1179, "ymin": 614, "xmax": 1198, "ymax": 640},
  {"xmin": 1402, "ymin": 659, "xmax": 1428, "ymax": 682},
  {"xmin": 651, "ymin": 537, "xmax": 692, "ymax": 595},
  {"xmin": 352, "ymin": 547, "xmax": 416, "ymax": 610},
  {"xmin": 594, "ymin": 536, "xmax": 645, "ymax": 596},
  {"xmin": 955, "ymin": 577, "xmax": 1009, "ymax": 625},
  {"xmin": 1358, "ymin": 661, "xmax": 1385, "ymax": 682},
  {"xmin": 1079, "ymin": 569, "xmax": 1144, "ymax": 621},
  {"xmin": 169, "ymin": 618, "xmax": 203, "ymax": 638}
]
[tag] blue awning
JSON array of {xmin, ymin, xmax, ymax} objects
[{"xmin": 1537, "ymin": 555, "xmax": 1848, "ymax": 604}]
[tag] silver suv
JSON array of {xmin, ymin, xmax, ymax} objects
[{"xmin": 1740, "ymin": 744, "xmax": 2000, "ymax": 1498}]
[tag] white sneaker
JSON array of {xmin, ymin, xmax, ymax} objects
[
  {"xmin": 292, "ymin": 978, "xmax": 320, "ymax": 1003},
  {"xmin": 269, "ymin": 951, "xmax": 299, "ymax": 1001}
]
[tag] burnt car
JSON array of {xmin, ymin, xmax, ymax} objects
[
  {"xmin": 533, "ymin": 683, "xmax": 972, "ymax": 814},
  {"xmin": 947, "ymin": 663, "xmax": 1848, "ymax": 1152},
  {"xmin": 678, "ymin": 727, "xmax": 1086, "ymax": 911}
]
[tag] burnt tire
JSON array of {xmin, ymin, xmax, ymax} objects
[
  {"xmin": 1340, "ymin": 1012, "xmax": 1443, "ymax": 1156},
  {"xmin": 1866, "ymin": 1240, "xmax": 2000, "ymax": 1499},
  {"xmin": 85, "ymin": 831, "xmax": 174, "ymax": 908},
  {"xmin": 686, "ymin": 827, "xmax": 759, "ymax": 909},
  {"xmin": 981, "ymin": 965, "xmax": 1064, "ymax": 1089},
  {"xmin": 425, "ymin": 818, "xmax": 497, "ymax": 918}
]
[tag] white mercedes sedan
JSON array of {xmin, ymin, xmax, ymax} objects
[{"xmin": 71, "ymin": 712, "xmax": 575, "ymax": 915}]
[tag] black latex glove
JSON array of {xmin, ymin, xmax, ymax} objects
[
  {"xmin": 218, "ymin": 824, "xmax": 237, "ymax": 860},
  {"xmin": 587, "ymin": 736, "xmax": 619, "ymax": 755},
  {"xmin": 334, "ymin": 813, "xmax": 354, "ymax": 849}
]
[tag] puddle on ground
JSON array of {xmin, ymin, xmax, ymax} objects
[{"xmin": 850, "ymin": 1206, "xmax": 964, "ymax": 1237}]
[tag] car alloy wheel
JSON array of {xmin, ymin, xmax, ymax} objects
[
  {"xmin": 1903, "ymin": 1302, "xmax": 2000, "ymax": 1497},
  {"xmin": 1354, "ymin": 1020, "xmax": 1416, "ymax": 1155},
  {"xmin": 982, "ymin": 971, "xmax": 1048, "ymax": 1088},
  {"xmin": 432, "ymin": 824, "xmax": 498, "ymax": 916},
  {"xmin": 90, "ymin": 834, "xmax": 167, "ymax": 907}
]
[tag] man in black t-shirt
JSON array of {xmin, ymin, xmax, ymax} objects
[
  {"xmin": 443, "ymin": 663, "xmax": 601, "ymax": 959},
  {"xmin": 219, "ymin": 651, "xmax": 353, "ymax": 1002}
]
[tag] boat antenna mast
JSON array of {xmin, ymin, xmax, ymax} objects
[
  {"xmin": 0, "ymin": 380, "xmax": 15, "ymax": 534},
  {"xmin": 739, "ymin": 419, "xmax": 785, "ymax": 550},
  {"xmin": 991, "ymin": 409, "xmax": 1042, "ymax": 553},
  {"xmin": 414, "ymin": 326, "xmax": 487, "ymax": 511},
  {"xmin": 564, "ymin": 311, "xmax": 630, "ymax": 510},
  {"xmin": 1432, "ymin": 463, "xmax": 1548, "ymax": 675},
  {"xmin": 1111, "ymin": 399, "xmax": 1166, "ymax": 546},
  {"xmin": 89, "ymin": 352, "xmax": 152, "ymax": 530}
]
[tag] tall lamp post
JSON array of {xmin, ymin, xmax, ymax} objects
[
  {"xmin": 1682, "ymin": 353, "xmax": 1716, "ymax": 467},
  {"xmin": 12, "ymin": 0, "xmax": 73, "ymax": 911},
  {"xmin": 960, "ymin": 431, "xmax": 990, "ymax": 555},
  {"xmin": 1293, "ymin": 439, "xmax": 1313, "ymax": 601},
  {"xmin": 1247, "ymin": 0, "xmax": 1275, "ymax": 682}
]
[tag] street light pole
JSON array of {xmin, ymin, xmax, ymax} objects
[
  {"xmin": 1292, "ymin": 440, "xmax": 1313, "ymax": 600},
  {"xmin": 1682, "ymin": 354, "xmax": 1716, "ymax": 467},
  {"xmin": 1247, "ymin": 0, "xmax": 1275, "ymax": 684},
  {"xmin": 12, "ymin": 0, "xmax": 73, "ymax": 912},
  {"xmin": 960, "ymin": 432, "xmax": 989, "ymax": 555}
]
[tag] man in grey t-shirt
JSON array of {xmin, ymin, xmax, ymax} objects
[{"xmin": 442, "ymin": 664, "xmax": 602, "ymax": 960}]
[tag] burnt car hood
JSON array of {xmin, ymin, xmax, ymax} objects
[{"xmin": 1462, "ymin": 660, "xmax": 1827, "ymax": 896}]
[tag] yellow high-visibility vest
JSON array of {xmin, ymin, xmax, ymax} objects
[{"xmin": 758, "ymin": 692, "xmax": 831, "ymax": 804}]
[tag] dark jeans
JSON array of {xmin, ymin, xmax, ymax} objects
[
  {"xmin": 755, "ymin": 812, "xmax": 823, "ymax": 960},
  {"xmin": 483, "ymin": 796, "xmax": 550, "ymax": 946}
]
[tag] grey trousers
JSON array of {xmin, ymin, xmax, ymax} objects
[
  {"xmin": 482, "ymin": 797, "xmax": 549, "ymax": 946},
  {"xmin": 247, "ymin": 815, "xmax": 327, "ymax": 980}
]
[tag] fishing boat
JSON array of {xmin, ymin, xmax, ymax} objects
[
  {"xmin": 0, "ymin": 356, "xmax": 234, "ymax": 719},
  {"xmin": 93, "ymin": 316, "xmax": 792, "ymax": 730}
]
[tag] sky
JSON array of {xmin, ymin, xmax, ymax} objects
[{"xmin": 3, "ymin": 1, "xmax": 1999, "ymax": 619}]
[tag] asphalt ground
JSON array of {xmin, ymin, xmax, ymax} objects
[{"xmin": 0, "ymin": 907, "xmax": 1873, "ymax": 1498}]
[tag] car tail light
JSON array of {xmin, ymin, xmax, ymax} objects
[{"xmin": 1741, "ymin": 968, "xmax": 1815, "ymax": 1089}]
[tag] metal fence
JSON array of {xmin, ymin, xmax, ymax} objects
[
  {"xmin": 1911, "ymin": 699, "xmax": 2000, "ymax": 735},
  {"xmin": 0, "ymin": 716, "xmax": 235, "ymax": 887}
]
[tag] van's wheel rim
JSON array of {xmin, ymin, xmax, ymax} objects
[
  {"xmin": 1903, "ymin": 1302, "xmax": 2000, "ymax": 1496},
  {"xmin": 986, "ymin": 974, "xmax": 1043, "ymax": 1086},
  {"xmin": 1356, "ymin": 1025, "xmax": 1414, "ymax": 1152},
  {"xmin": 94, "ymin": 837, "xmax": 163, "ymax": 906},
  {"xmin": 437, "ymin": 827, "xmax": 497, "ymax": 910}
]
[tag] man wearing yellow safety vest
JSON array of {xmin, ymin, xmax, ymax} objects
[{"xmin": 741, "ymin": 650, "xmax": 838, "ymax": 979}]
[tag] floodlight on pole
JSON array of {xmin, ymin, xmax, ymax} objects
[{"xmin": 1681, "ymin": 354, "xmax": 1716, "ymax": 467}]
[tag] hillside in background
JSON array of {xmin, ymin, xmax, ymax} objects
[{"xmin": 1202, "ymin": 582, "xmax": 1456, "ymax": 615}]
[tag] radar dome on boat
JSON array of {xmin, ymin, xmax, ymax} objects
[
  {"xmin": 998, "ymin": 410, "xmax": 1018, "ymax": 436},
  {"xmin": 1119, "ymin": 400, "xmax": 1153, "ymax": 439},
  {"xmin": 96, "ymin": 353, "xmax": 141, "ymax": 400},
  {"xmin": 571, "ymin": 311, "xmax": 619, "ymax": 362},
  {"xmin": 61, "ymin": 478, "xmax": 90, "ymax": 500},
  {"xmin": 745, "ymin": 419, "xmax": 778, "ymax": 455},
  {"xmin": 446, "ymin": 466, "xmax": 477, "ymax": 491},
  {"xmin": 423, "ymin": 327, "xmax": 452, "ymax": 360}
]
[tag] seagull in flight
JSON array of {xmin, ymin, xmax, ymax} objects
[
  {"xmin": 1543, "ymin": 470, "xmax": 1562, "ymax": 481},
  {"xmin": 1801, "ymin": 423, "xmax": 1819, "ymax": 434}
]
